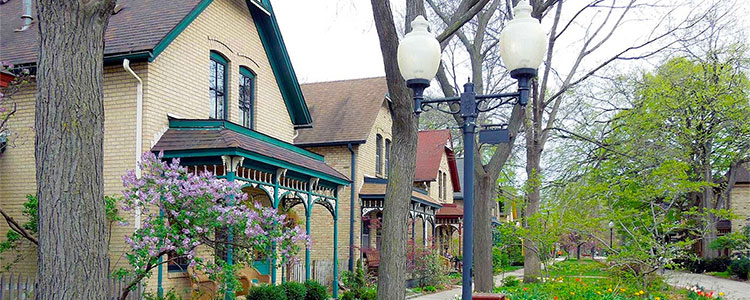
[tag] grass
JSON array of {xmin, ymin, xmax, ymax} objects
[
  {"xmin": 707, "ymin": 271, "xmax": 731, "ymax": 279},
  {"xmin": 548, "ymin": 259, "xmax": 607, "ymax": 277},
  {"xmin": 495, "ymin": 259, "xmax": 728, "ymax": 300}
]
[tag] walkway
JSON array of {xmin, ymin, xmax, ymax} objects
[
  {"xmin": 409, "ymin": 269, "xmax": 524, "ymax": 300},
  {"xmin": 665, "ymin": 271, "xmax": 750, "ymax": 300}
]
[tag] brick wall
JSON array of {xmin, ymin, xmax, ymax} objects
[
  {"xmin": 0, "ymin": 62, "xmax": 145, "ymax": 276},
  {"xmin": 426, "ymin": 152, "xmax": 454, "ymax": 204}
]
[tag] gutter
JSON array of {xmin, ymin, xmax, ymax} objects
[
  {"xmin": 123, "ymin": 59, "xmax": 143, "ymax": 228},
  {"xmin": 347, "ymin": 143, "xmax": 356, "ymax": 272}
]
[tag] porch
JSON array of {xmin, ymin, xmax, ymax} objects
[
  {"xmin": 358, "ymin": 177, "xmax": 442, "ymax": 272},
  {"xmin": 151, "ymin": 117, "xmax": 350, "ymax": 295}
]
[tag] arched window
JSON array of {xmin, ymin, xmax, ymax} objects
[
  {"xmin": 209, "ymin": 51, "xmax": 228, "ymax": 119},
  {"xmin": 376, "ymin": 134, "xmax": 383, "ymax": 176},
  {"xmin": 238, "ymin": 66, "xmax": 255, "ymax": 129},
  {"xmin": 443, "ymin": 171, "xmax": 447, "ymax": 200}
]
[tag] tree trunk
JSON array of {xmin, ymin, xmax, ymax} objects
[
  {"xmin": 370, "ymin": 1, "xmax": 420, "ymax": 299},
  {"xmin": 523, "ymin": 80, "xmax": 542, "ymax": 282},
  {"xmin": 700, "ymin": 140, "xmax": 717, "ymax": 258},
  {"xmin": 473, "ymin": 170, "xmax": 495, "ymax": 292},
  {"xmin": 35, "ymin": 1, "xmax": 116, "ymax": 299}
]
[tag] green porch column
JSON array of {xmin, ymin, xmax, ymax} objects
[
  {"xmin": 333, "ymin": 188, "xmax": 339, "ymax": 299},
  {"xmin": 305, "ymin": 203, "xmax": 311, "ymax": 281},
  {"xmin": 222, "ymin": 156, "xmax": 242, "ymax": 300},
  {"xmin": 157, "ymin": 209, "xmax": 164, "ymax": 298},
  {"xmin": 272, "ymin": 169, "xmax": 284, "ymax": 285}
]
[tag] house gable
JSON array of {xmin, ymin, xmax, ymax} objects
[{"xmin": 144, "ymin": 0, "xmax": 309, "ymax": 143}]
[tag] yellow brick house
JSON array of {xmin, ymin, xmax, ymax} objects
[
  {"xmin": 0, "ymin": 0, "xmax": 349, "ymax": 297},
  {"xmin": 295, "ymin": 78, "xmax": 462, "ymax": 272}
]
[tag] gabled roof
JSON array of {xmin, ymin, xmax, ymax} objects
[
  {"xmin": 1, "ymin": 0, "xmax": 202, "ymax": 64},
  {"xmin": 737, "ymin": 165, "xmax": 749, "ymax": 184},
  {"xmin": 295, "ymin": 77, "xmax": 389, "ymax": 146},
  {"xmin": 0, "ymin": 0, "xmax": 312, "ymax": 126},
  {"xmin": 415, "ymin": 130, "xmax": 460, "ymax": 191},
  {"xmin": 151, "ymin": 118, "xmax": 348, "ymax": 185}
]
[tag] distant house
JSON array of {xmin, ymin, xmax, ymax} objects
[
  {"xmin": 0, "ymin": 0, "xmax": 349, "ymax": 296},
  {"xmin": 730, "ymin": 165, "xmax": 750, "ymax": 233},
  {"xmin": 295, "ymin": 78, "xmax": 469, "ymax": 271}
]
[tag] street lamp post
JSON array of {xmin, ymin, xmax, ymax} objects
[
  {"xmin": 397, "ymin": 3, "xmax": 546, "ymax": 299},
  {"xmin": 608, "ymin": 221, "xmax": 615, "ymax": 249}
]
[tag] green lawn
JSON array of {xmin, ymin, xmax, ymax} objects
[
  {"xmin": 707, "ymin": 271, "xmax": 731, "ymax": 279},
  {"xmin": 495, "ymin": 259, "xmax": 726, "ymax": 300},
  {"xmin": 547, "ymin": 259, "xmax": 607, "ymax": 277}
]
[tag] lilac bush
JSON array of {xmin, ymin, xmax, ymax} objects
[{"xmin": 114, "ymin": 152, "xmax": 309, "ymax": 299}]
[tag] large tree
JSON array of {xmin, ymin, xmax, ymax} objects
[
  {"xmin": 34, "ymin": 0, "xmax": 117, "ymax": 299},
  {"xmin": 369, "ymin": 0, "xmax": 487, "ymax": 298}
]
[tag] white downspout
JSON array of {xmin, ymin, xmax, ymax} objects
[{"xmin": 123, "ymin": 59, "xmax": 143, "ymax": 229}]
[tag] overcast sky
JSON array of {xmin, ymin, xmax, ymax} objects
[
  {"xmin": 274, "ymin": 1, "xmax": 750, "ymax": 85},
  {"xmin": 274, "ymin": 1, "xmax": 386, "ymax": 83}
]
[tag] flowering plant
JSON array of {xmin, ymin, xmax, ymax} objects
[{"xmin": 114, "ymin": 152, "xmax": 309, "ymax": 300}]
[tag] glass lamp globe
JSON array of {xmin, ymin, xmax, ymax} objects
[
  {"xmin": 499, "ymin": 1, "xmax": 547, "ymax": 77},
  {"xmin": 608, "ymin": 221, "xmax": 615, "ymax": 229},
  {"xmin": 397, "ymin": 15, "xmax": 441, "ymax": 85}
]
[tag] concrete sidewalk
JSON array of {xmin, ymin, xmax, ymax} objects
[
  {"xmin": 409, "ymin": 269, "xmax": 525, "ymax": 300},
  {"xmin": 665, "ymin": 271, "xmax": 750, "ymax": 300}
]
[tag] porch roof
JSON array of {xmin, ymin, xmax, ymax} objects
[
  {"xmin": 436, "ymin": 203, "xmax": 463, "ymax": 218},
  {"xmin": 359, "ymin": 180, "xmax": 441, "ymax": 208},
  {"xmin": 152, "ymin": 118, "xmax": 349, "ymax": 185}
]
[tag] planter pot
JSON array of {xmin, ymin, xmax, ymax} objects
[{"xmin": 472, "ymin": 293, "xmax": 506, "ymax": 300}]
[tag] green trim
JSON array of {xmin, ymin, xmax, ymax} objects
[
  {"xmin": 159, "ymin": 148, "xmax": 349, "ymax": 186},
  {"xmin": 239, "ymin": 66, "xmax": 256, "ymax": 78},
  {"xmin": 103, "ymin": 51, "xmax": 152, "ymax": 65},
  {"xmin": 168, "ymin": 119, "xmax": 324, "ymax": 161},
  {"xmin": 150, "ymin": 0, "xmax": 214, "ymax": 62},
  {"xmin": 211, "ymin": 51, "xmax": 228, "ymax": 64},
  {"xmin": 249, "ymin": 2, "xmax": 312, "ymax": 127}
]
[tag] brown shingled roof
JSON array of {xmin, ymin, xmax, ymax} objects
[
  {"xmin": 437, "ymin": 203, "xmax": 463, "ymax": 217},
  {"xmin": 152, "ymin": 127, "xmax": 348, "ymax": 182},
  {"xmin": 295, "ymin": 77, "xmax": 388, "ymax": 146},
  {"xmin": 0, "ymin": 0, "xmax": 201, "ymax": 64}
]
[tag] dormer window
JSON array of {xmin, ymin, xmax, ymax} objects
[
  {"xmin": 209, "ymin": 52, "xmax": 228, "ymax": 119},
  {"xmin": 376, "ymin": 134, "xmax": 383, "ymax": 176},
  {"xmin": 238, "ymin": 67, "xmax": 255, "ymax": 129}
]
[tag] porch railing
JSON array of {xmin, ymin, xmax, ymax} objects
[
  {"xmin": 288, "ymin": 259, "xmax": 345, "ymax": 287},
  {"xmin": 0, "ymin": 273, "xmax": 143, "ymax": 300}
]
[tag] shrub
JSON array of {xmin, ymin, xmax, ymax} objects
[
  {"xmin": 281, "ymin": 281, "xmax": 307, "ymax": 300},
  {"xmin": 684, "ymin": 257, "xmax": 731, "ymax": 273},
  {"xmin": 423, "ymin": 286, "xmax": 437, "ymax": 292},
  {"xmin": 246, "ymin": 284, "xmax": 287, "ymax": 300},
  {"xmin": 728, "ymin": 258, "xmax": 750, "ymax": 280},
  {"xmin": 501, "ymin": 276, "xmax": 520, "ymax": 287},
  {"xmin": 361, "ymin": 287, "xmax": 377, "ymax": 300},
  {"xmin": 304, "ymin": 280, "xmax": 328, "ymax": 300}
]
